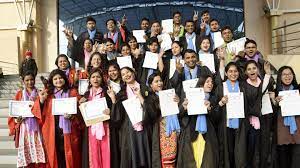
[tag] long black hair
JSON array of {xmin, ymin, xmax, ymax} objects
[
  {"xmin": 47, "ymin": 69, "xmax": 70, "ymax": 94},
  {"xmin": 55, "ymin": 54, "xmax": 71, "ymax": 69},
  {"xmin": 87, "ymin": 52, "xmax": 107, "ymax": 74},
  {"xmin": 83, "ymin": 68, "xmax": 106, "ymax": 99},
  {"xmin": 276, "ymin": 66, "xmax": 298, "ymax": 93}
]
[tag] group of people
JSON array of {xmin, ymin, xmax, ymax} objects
[{"xmin": 10, "ymin": 10, "xmax": 300, "ymax": 168}]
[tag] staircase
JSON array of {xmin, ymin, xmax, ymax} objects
[{"xmin": 0, "ymin": 73, "xmax": 49, "ymax": 167}]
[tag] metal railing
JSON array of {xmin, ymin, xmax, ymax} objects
[{"xmin": 272, "ymin": 21, "xmax": 300, "ymax": 55}]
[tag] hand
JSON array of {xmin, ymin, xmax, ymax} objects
[
  {"xmin": 121, "ymin": 14, "xmax": 127, "ymax": 26},
  {"xmin": 219, "ymin": 95, "xmax": 228, "ymax": 106},
  {"xmin": 200, "ymin": 19, "xmax": 206, "ymax": 30},
  {"xmin": 39, "ymin": 89, "xmax": 48, "ymax": 104},
  {"xmin": 97, "ymin": 43, "xmax": 106, "ymax": 54},
  {"xmin": 79, "ymin": 97, "xmax": 87, "ymax": 105},
  {"xmin": 158, "ymin": 50, "xmax": 165, "ymax": 59},
  {"xmin": 193, "ymin": 10, "xmax": 199, "ymax": 22},
  {"xmin": 92, "ymin": 41, "xmax": 99, "ymax": 53},
  {"xmin": 132, "ymin": 87, "xmax": 141, "ymax": 96},
  {"xmin": 275, "ymin": 96, "xmax": 283, "ymax": 103},
  {"xmin": 264, "ymin": 61, "xmax": 271, "ymax": 75},
  {"xmin": 173, "ymin": 95, "xmax": 180, "ymax": 104},
  {"xmin": 107, "ymin": 86, "xmax": 116, "ymax": 103},
  {"xmin": 269, "ymin": 91, "xmax": 275, "ymax": 100},
  {"xmin": 175, "ymin": 58, "xmax": 183, "ymax": 73},
  {"xmin": 204, "ymin": 100, "xmax": 211, "ymax": 111},
  {"xmin": 217, "ymin": 47, "xmax": 226, "ymax": 60},
  {"xmin": 14, "ymin": 116, "xmax": 23, "ymax": 124},
  {"xmin": 238, "ymin": 51, "xmax": 245, "ymax": 58},
  {"xmin": 63, "ymin": 25, "xmax": 73, "ymax": 40},
  {"xmin": 64, "ymin": 113, "xmax": 72, "ymax": 119},
  {"xmin": 103, "ymin": 109, "xmax": 110, "ymax": 115},
  {"xmin": 182, "ymin": 98, "xmax": 188, "ymax": 111}
]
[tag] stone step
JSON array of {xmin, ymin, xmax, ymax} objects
[
  {"xmin": 0, "ymin": 148, "xmax": 17, "ymax": 155},
  {"xmin": 0, "ymin": 155, "xmax": 17, "ymax": 166},
  {"xmin": 0, "ymin": 141, "xmax": 15, "ymax": 150},
  {"xmin": 0, "ymin": 118, "xmax": 7, "ymax": 127},
  {"xmin": 0, "ymin": 128, "xmax": 9, "ymax": 137},
  {"xmin": 0, "ymin": 136, "xmax": 13, "ymax": 141}
]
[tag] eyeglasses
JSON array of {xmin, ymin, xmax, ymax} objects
[{"xmin": 282, "ymin": 73, "xmax": 293, "ymax": 77}]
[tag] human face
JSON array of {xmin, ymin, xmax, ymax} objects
[
  {"xmin": 222, "ymin": 29, "xmax": 233, "ymax": 43},
  {"xmin": 23, "ymin": 75, "xmax": 35, "ymax": 89},
  {"xmin": 225, "ymin": 65, "xmax": 239, "ymax": 82},
  {"xmin": 201, "ymin": 12, "xmax": 210, "ymax": 23},
  {"xmin": 52, "ymin": 74, "xmax": 65, "ymax": 89},
  {"xmin": 86, "ymin": 21, "xmax": 96, "ymax": 31},
  {"xmin": 141, "ymin": 20, "xmax": 149, "ymax": 30},
  {"xmin": 90, "ymin": 72, "xmax": 102, "ymax": 88},
  {"xmin": 121, "ymin": 46, "xmax": 131, "ymax": 56},
  {"xmin": 210, "ymin": 21, "xmax": 219, "ymax": 32},
  {"xmin": 246, "ymin": 63, "xmax": 258, "ymax": 81},
  {"xmin": 151, "ymin": 23, "xmax": 161, "ymax": 35},
  {"xmin": 106, "ymin": 42, "xmax": 114, "ymax": 52},
  {"xmin": 171, "ymin": 43, "xmax": 181, "ymax": 56},
  {"xmin": 245, "ymin": 43, "xmax": 257, "ymax": 57},
  {"xmin": 200, "ymin": 39, "xmax": 210, "ymax": 52},
  {"xmin": 84, "ymin": 39, "xmax": 92, "ymax": 52},
  {"xmin": 185, "ymin": 22, "xmax": 195, "ymax": 34},
  {"xmin": 108, "ymin": 66, "xmax": 120, "ymax": 81},
  {"xmin": 173, "ymin": 14, "xmax": 181, "ymax": 24},
  {"xmin": 203, "ymin": 77, "xmax": 213, "ymax": 93},
  {"xmin": 281, "ymin": 68, "xmax": 294, "ymax": 86},
  {"xmin": 150, "ymin": 76, "xmax": 163, "ymax": 92},
  {"xmin": 148, "ymin": 42, "xmax": 159, "ymax": 53},
  {"xmin": 91, "ymin": 54, "xmax": 102, "ymax": 68},
  {"xmin": 121, "ymin": 68, "xmax": 135, "ymax": 84},
  {"xmin": 106, "ymin": 20, "xmax": 116, "ymax": 32},
  {"xmin": 128, "ymin": 39, "xmax": 138, "ymax": 50},
  {"xmin": 184, "ymin": 52, "xmax": 197, "ymax": 68},
  {"xmin": 57, "ymin": 57, "xmax": 69, "ymax": 70}
]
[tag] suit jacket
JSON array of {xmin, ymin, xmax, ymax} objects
[{"xmin": 179, "ymin": 34, "xmax": 201, "ymax": 53}]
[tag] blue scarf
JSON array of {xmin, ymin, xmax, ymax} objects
[
  {"xmin": 184, "ymin": 65, "xmax": 198, "ymax": 80},
  {"xmin": 195, "ymin": 93, "xmax": 210, "ymax": 134},
  {"xmin": 155, "ymin": 92, "xmax": 180, "ymax": 136},
  {"xmin": 226, "ymin": 79, "xmax": 240, "ymax": 129},
  {"xmin": 282, "ymin": 85, "xmax": 297, "ymax": 134},
  {"xmin": 88, "ymin": 29, "xmax": 96, "ymax": 41},
  {"xmin": 205, "ymin": 24, "xmax": 211, "ymax": 36},
  {"xmin": 186, "ymin": 32, "xmax": 196, "ymax": 51}
]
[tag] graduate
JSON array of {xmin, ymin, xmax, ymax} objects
[
  {"xmin": 127, "ymin": 35, "xmax": 145, "ymax": 59},
  {"xmin": 104, "ymin": 38, "xmax": 120, "ymax": 61},
  {"xmin": 86, "ymin": 52, "xmax": 108, "ymax": 81},
  {"xmin": 179, "ymin": 20, "xmax": 201, "ymax": 53},
  {"xmin": 79, "ymin": 68, "xmax": 111, "ymax": 168},
  {"xmin": 107, "ymin": 67, "xmax": 151, "ymax": 168},
  {"xmin": 117, "ymin": 43, "xmax": 140, "ymax": 71},
  {"xmin": 273, "ymin": 66, "xmax": 300, "ymax": 168},
  {"xmin": 35, "ymin": 69, "xmax": 83, "ymax": 168},
  {"xmin": 177, "ymin": 74, "xmax": 219, "ymax": 168},
  {"xmin": 8, "ymin": 71, "xmax": 46, "ymax": 168},
  {"xmin": 143, "ymin": 72, "xmax": 180, "ymax": 168},
  {"xmin": 213, "ymin": 62, "xmax": 248, "ymax": 168},
  {"xmin": 55, "ymin": 54, "xmax": 77, "ymax": 88}
]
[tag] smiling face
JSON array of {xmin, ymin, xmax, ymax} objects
[
  {"xmin": 185, "ymin": 22, "xmax": 195, "ymax": 34},
  {"xmin": 151, "ymin": 22, "xmax": 161, "ymax": 34},
  {"xmin": 210, "ymin": 20, "xmax": 219, "ymax": 32},
  {"xmin": 106, "ymin": 41, "xmax": 115, "ymax": 52},
  {"xmin": 150, "ymin": 76, "xmax": 163, "ymax": 92},
  {"xmin": 245, "ymin": 42, "xmax": 258, "ymax": 57},
  {"xmin": 121, "ymin": 45, "xmax": 131, "ymax": 56},
  {"xmin": 106, "ymin": 20, "xmax": 116, "ymax": 32},
  {"xmin": 108, "ymin": 66, "xmax": 120, "ymax": 81},
  {"xmin": 184, "ymin": 52, "xmax": 197, "ymax": 69},
  {"xmin": 222, "ymin": 29, "xmax": 233, "ymax": 43},
  {"xmin": 203, "ymin": 77, "xmax": 213, "ymax": 93},
  {"xmin": 171, "ymin": 42, "xmax": 181, "ymax": 56},
  {"xmin": 201, "ymin": 12, "xmax": 210, "ymax": 23},
  {"xmin": 90, "ymin": 72, "xmax": 102, "ymax": 88},
  {"xmin": 281, "ymin": 68, "xmax": 294, "ymax": 86},
  {"xmin": 52, "ymin": 74, "xmax": 65, "ymax": 89},
  {"xmin": 141, "ymin": 20, "xmax": 150, "ymax": 30},
  {"xmin": 57, "ymin": 56, "xmax": 69, "ymax": 70},
  {"xmin": 200, "ymin": 39, "xmax": 211, "ymax": 52},
  {"xmin": 91, "ymin": 54, "xmax": 102, "ymax": 68},
  {"xmin": 23, "ymin": 75, "xmax": 35, "ymax": 90},
  {"xmin": 246, "ymin": 63, "xmax": 258, "ymax": 81},
  {"xmin": 121, "ymin": 68, "xmax": 135, "ymax": 84},
  {"xmin": 173, "ymin": 13, "xmax": 181, "ymax": 24},
  {"xmin": 84, "ymin": 39, "xmax": 93, "ymax": 52},
  {"xmin": 225, "ymin": 65, "xmax": 239, "ymax": 82},
  {"xmin": 128, "ymin": 39, "xmax": 138, "ymax": 50}
]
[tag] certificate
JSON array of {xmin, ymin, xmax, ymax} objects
[
  {"xmin": 169, "ymin": 59, "xmax": 184, "ymax": 79},
  {"xmin": 117, "ymin": 56, "xmax": 133, "ymax": 69},
  {"xmin": 79, "ymin": 79, "xmax": 89, "ymax": 95},
  {"xmin": 261, "ymin": 93, "xmax": 273, "ymax": 115},
  {"xmin": 122, "ymin": 96, "xmax": 143, "ymax": 125},
  {"xmin": 142, "ymin": 51, "xmax": 158, "ymax": 69},
  {"xmin": 280, "ymin": 95, "xmax": 300, "ymax": 116},
  {"xmin": 79, "ymin": 98, "xmax": 110, "ymax": 126},
  {"xmin": 226, "ymin": 92, "xmax": 245, "ymax": 119},
  {"xmin": 158, "ymin": 89, "xmax": 179, "ymax": 117},
  {"xmin": 182, "ymin": 78, "xmax": 199, "ymax": 92},
  {"xmin": 278, "ymin": 90, "xmax": 299, "ymax": 97},
  {"xmin": 132, "ymin": 30, "xmax": 146, "ymax": 43},
  {"xmin": 52, "ymin": 97, "xmax": 77, "ymax": 115},
  {"xmin": 159, "ymin": 33, "xmax": 172, "ymax": 51},
  {"xmin": 227, "ymin": 37, "xmax": 247, "ymax": 55},
  {"xmin": 161, "ymin": 19, "xmax": 173, "ymax": 33},
  {"xmin": 9, "ymin": 100, "xmax": 34, "ymax": 117},
  {"xmin": 185, "ymin": 88, "xmax": 207, "ymax": 115},
  {"xmin": 199, "ymin": 54, "xmax": 215, "ymax": 73},
  {"xmin": 212, "ymin": 32, "xmax": 225, "ymax": 49}
]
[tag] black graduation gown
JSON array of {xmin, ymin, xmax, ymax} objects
[
  {"xmin": 213, "ymin": 83, "xmax": 248, "ymax": 168},
  {"xmin": 110, "ymin": 88, "xmax": 151, "ymax": 168}
]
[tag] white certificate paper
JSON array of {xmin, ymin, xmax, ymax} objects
[
  {"xmin": 226, "ymin": 37, "xmax": 247, "ymax": 55},
  {"xmin": 79, "ymin": 79, "xmax": 89, "ymax": 95},
  {"xmin": 169, "ymin": 59, "xmax": 184, "ymax": 79},
  {"xmin": 261, "ymin": 93, "xmax": 273, "ymax": 115},
  {"xmin": 226, "ymin": 92, "xmax": 245, "ymax": 119},
  {"xmin": 79, "ymin": 98, "xmax": 110, "ymax": 126},
  {"xmin": 280, "ymin": 96, "xmax": 300, "ymax": 116},
  {"xmin": 122, "ymin": 96, "xmax": 143, "ymax": 125},
  {"xmin": 132, "ymin": 30, "xmax": 146, "ymax": 43},
  {"xmin": 117, "ymin": 56, "xmax": 133, "ymax": 69},
  {"xmin": 199, "ymin": 54, "xmax": 215, "ymax": 73},
  {"xmin": 212, "ymin": 32, "xmax": 225, "ymax": 49},
  {"xmin": 9, "ymin": 100, "xmax": 34, "ymax": 117},
  {"xmin": 52, "ymin": 97, "xmax": 77, "ymax": 115},
  {"xmin": 159, "ymin": 33, "xmax": 172, "ymax": 51},
  {"xmin": 185, "ymin": 88, "xmax": 207, "ymax": 115},
  {"xmin": 161, "ymin": 19, "xmax": 173, "ymax": 33},
  {"xmin": 182, "ymin": 78, "xmax": 199, "ymax": 92},
  {"xmin": 158, "ymin": 89, "xmax": 179, "ymax": 117},
  {"xmin": 142, "ymin": 51, "xmax": 158, "ymax": 69},
  {"xmin": 278, "ymin": 90, "xmax": 299, "ymax": 97}
]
